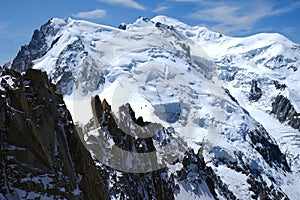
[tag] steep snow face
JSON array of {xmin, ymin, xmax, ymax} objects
[{"xmin": 10, "ymin": 15, "xmax": 300, "ymax": 199}]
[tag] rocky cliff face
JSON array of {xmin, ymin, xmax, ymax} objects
[
  {"xmin": 79, "ymin": 96, "xmax": 177, "ymax": 200},
  {"xmin": 248, "ymin": 80, "xmax": 262, "ymax": 102},
  {"xmin": 272, "ymin": 95, "xmax": 300, "ymax": 130},
  {"xmin": 0, "ymin": 69, "xmax": 109, "ymax": 199},
  {"xmin": 10, "ymin": 19, "xmax": 62, "ymax": 72}
]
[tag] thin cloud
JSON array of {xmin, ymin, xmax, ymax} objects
[
  {"xmin": 188, "ymin": 1, "xmax": 300, "ymax": 35},
  {"xmin": 98, "ymin": 0, "xmax": 146, "ymax": 10},
  {"xmin": 73, "ymin": 9, "xmax": 106, "ymax": 19},
  {"xmin": 153, "ymin": 5, "xmax": 170, "ymax": 13},
  {"xmin": 271, "ymin": 1, "xmax": 300, "ymax": 15}
]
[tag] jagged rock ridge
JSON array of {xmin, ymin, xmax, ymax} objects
[{"xmin": 0, "ymin": 69, "xmax": 109, "ymax": 199}]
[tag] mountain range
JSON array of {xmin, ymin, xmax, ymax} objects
[{"xmin": 1, "ymin": 15, "xmax": 300, "ymax": 199}]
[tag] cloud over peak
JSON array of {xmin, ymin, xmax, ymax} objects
[
  {"xmin": 73, "ymin": 9, "xmax": 106, "ymax": 19},
  {"xmin": 153, "ymin": 5, "xmax": 170, "ymax": 13}
]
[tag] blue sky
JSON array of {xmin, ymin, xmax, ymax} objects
[{"xmin": 1, "ymin": 0, "xmax": 300, "ymax": 65}]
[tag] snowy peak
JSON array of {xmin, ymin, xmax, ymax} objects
[
  {"xmin": 10, "ymin": 17, "xmax": 121, "ymax": 73},
  {"xmin": 152, "ymin": 15, "xmax": 225, "ymax": 42},
  {"xmin": 151, "ymin": 15, "xmax": 296, "ymax": 45}
]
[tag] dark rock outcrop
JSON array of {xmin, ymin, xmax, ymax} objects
[
  {"xmin": 272, "ymin": 95, "xmax": 300, "ymax": 130},
  {"xmin": 249, "ymin": 80, "xmax": 262, "ymax": 101},
  {"xmin": 88, "ymin": 95, "xmax": 175, "ymax": 200},
  {"xmin": 273, "ymin": 80, "xmax": 287, "ymax": 91},
  {"xmin": 0, "ymin": 69, "xmax": 109, "ymax": 199},
  {"xmin": 248, "ymin": 125, "xmax": 290, "ymax": 172},
  {"xmin": 118, "ymin": 23, "xmax": 126, "ymax": 30},
  {"xmin": 10, "ymin": 19, "xmax": 62, "ymax": 72}
]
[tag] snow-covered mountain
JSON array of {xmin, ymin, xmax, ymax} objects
[{"xmin": 3, "ymin": 15, "xmax": 300, "ymax": 199}]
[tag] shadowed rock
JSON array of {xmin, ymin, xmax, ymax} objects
[{"xmin": 0, "ymin": 69, "xmax": 109, "ymax": 199}]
